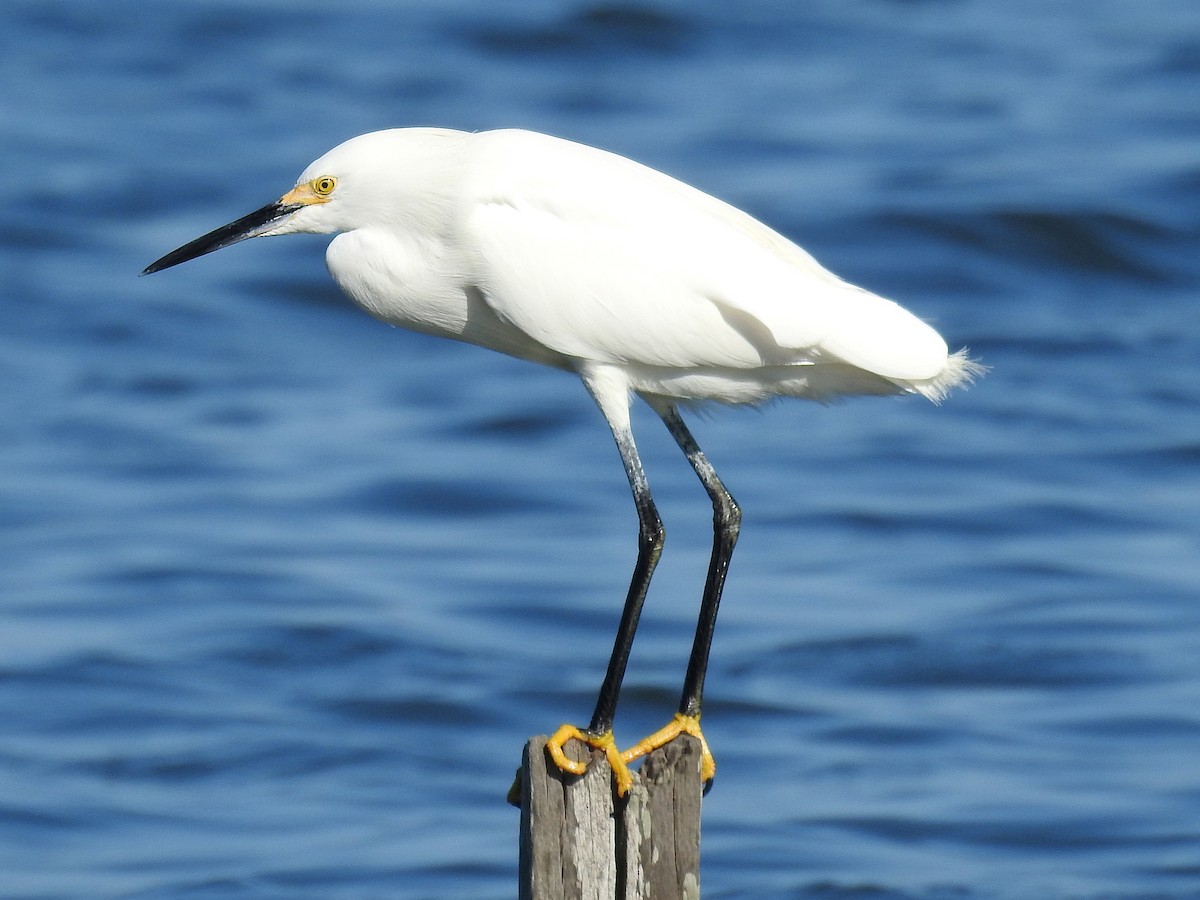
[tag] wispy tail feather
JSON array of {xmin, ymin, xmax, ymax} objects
[{"xmin": 910, "ymin": 349, "xmax": 986, "ymax": 403}]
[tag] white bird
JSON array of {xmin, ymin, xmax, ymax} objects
[{"xmin": 144, "ymin": 127, "xmax": 981, "ymax": 796}]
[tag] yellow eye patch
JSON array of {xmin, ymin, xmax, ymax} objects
[{"xmin": 280, "ymin": 176, "xmax": 337, "ymax": 207}]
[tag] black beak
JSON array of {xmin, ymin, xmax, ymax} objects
[{"xmin": 141, "ymin": 200, "xmax": 303, "ymax": 275}]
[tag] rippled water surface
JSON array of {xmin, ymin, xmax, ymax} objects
[{"xmin": 4, "ymin": 1, "xmax": 1200, "ymax": 897}]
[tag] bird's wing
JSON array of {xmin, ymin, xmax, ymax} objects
[{"xmin": 462, "ymin": 131, "xmax": 948, "ymax": 380}]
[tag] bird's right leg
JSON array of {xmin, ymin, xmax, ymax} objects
[
  {"xmin": 545, "ymin": 369, "xmax": 664, "ymax": 797},
  {"xmin": 618, "ymin": 402, "xmax": 740, "ymax": 792}
]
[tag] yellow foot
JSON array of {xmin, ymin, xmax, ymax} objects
[
  {"xmin": 620, "ymin": 713, "xmax": 716, "ymax": 784},
  {"xmin": 545, "ymin": 723, "xmax": 636, "ymax": 797}
]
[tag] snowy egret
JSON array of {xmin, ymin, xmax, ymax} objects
[{"xmin": 144, "ymin": 128, "xmax": 981, "ymax": 796}]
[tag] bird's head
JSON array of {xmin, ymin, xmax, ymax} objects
[
  {"xmin": 141, "ymin": 128, "xmax": 459, "ymax": 276},
  {"xmin": 140, "ymin": 171, "xmax": 343, "ymax": 276}
]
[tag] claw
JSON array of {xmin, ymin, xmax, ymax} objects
[
  {"xmin": 545, "ymin": 723, "xmax": 636, "ymax": 796},
  {"xmin": 525, "ymin": 716, "xmax": 712, "ymax": 802},
  {"xmin": 621, "ymin": 712, "xmax": 716, "ymax": 784}
]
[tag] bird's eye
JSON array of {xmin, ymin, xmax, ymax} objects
[{"xmin": 311, "ymin": 176, "xmax": 337, "ymax": 196}]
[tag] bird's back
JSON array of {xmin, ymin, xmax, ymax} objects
[{"xmin": 455, "ymin": 129, "xmax": 966, "ymax": 400}]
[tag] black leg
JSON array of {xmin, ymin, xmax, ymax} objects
[
  {"xmin": 542, "ymin": 373, "xmax": 667, "ymax": 797},
  {"xmin": 543, "ymin": 381, "xmax": 737, "ymax": 795},
  {"xmin": 587, "ymin": 422, "xmax": 664, "ymax": 735},
  {"xmin": 658, "ymin": 405, "xmax": 741, "ymax": 719}
]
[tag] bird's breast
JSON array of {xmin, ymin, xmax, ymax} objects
[
  {"xmin": 326, "ymin": 228, "xmax": 471, "ymax": 339},
  {"xmin": 325, "ymin": 227, "xmax": 571, "ymax": 369}
]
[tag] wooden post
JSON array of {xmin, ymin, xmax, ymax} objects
[{"xmin": 517, "ymin": 734, "xmax": 702, "ymax": 900}]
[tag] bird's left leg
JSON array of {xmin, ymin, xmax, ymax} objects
[
  {"xmin": 620, "ymin": 402, "xmax": 740, "ymax": 791},
  {"xmin": 542, "ymin": 368, "xmax": 664, "ymax": 797}
]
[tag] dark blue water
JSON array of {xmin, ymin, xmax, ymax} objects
[{"xmin": 4, "ymin": 1, "xmax": 1200, "ymax": 897}]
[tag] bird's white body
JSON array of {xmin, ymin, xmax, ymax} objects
[{"xmin": 273, "ymin": 128, "xmax": 977, "ymax": 416}]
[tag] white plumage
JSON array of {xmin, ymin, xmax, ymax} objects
[
  {"xmin": 287, "ymin": 128, "xmax": 978, "ymax": 407},
  {"xmin": 144, "ymin": 127, "xmax": 981, "ymax": 795}
]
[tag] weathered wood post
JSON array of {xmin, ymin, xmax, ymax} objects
[{"xmin": 516, "ymin": 734, "xmax": 703, "ymax": 900}]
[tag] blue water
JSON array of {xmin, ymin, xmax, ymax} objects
[{"xmin": 4, "ymin": 1, "xmax": 1200, "ymax": 897}]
